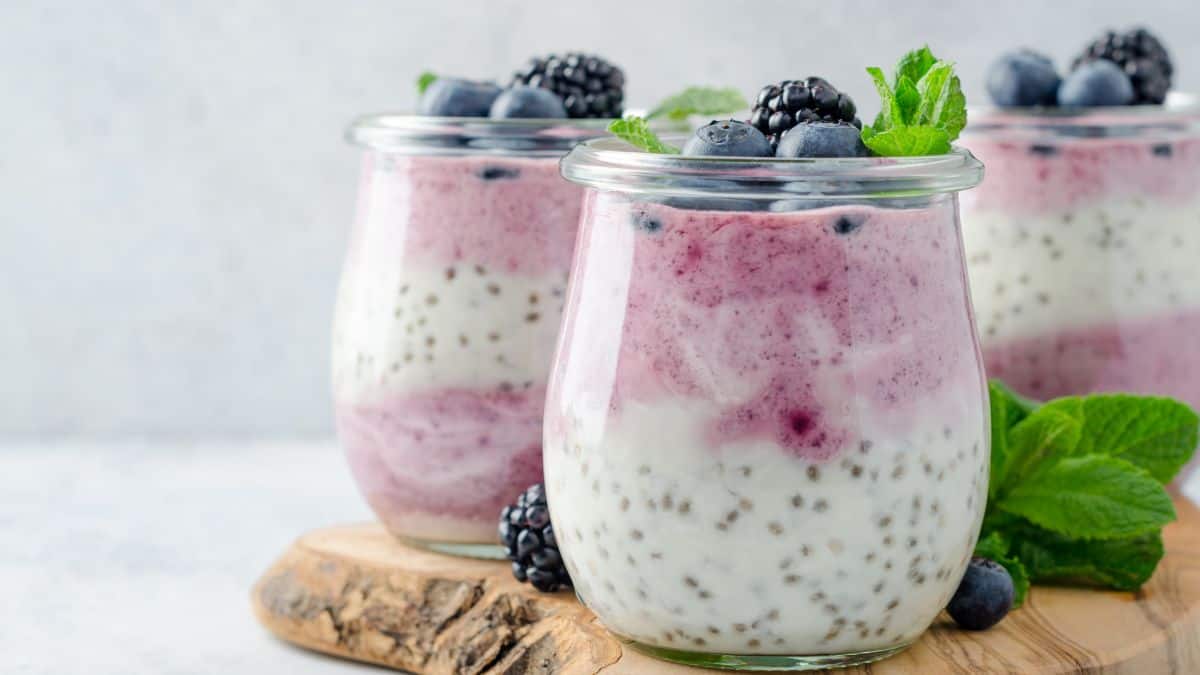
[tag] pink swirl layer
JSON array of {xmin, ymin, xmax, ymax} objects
[
  {"xmin": 961, "ymin": 137, "xmax": 1200, "ymax": 216},
  {"xmin": 351, "ymin": 153, "xmax": 583, "ymax": 277},
  {"xmin": 337, "ymin": 386, "xmax": 545, "ymax": 540},
  {"xmin": 983, "ymin": 309, "xmax": 1200, "ymax": 407},
  {"xmin": 552, "ymin": 195, "xmax": 986, "ymax": 462}
]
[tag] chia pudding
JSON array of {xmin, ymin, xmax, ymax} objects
[
  {"xmin": 545, "ymin": 140, "xmax": 987, "ymax": 664},
  {"xmin": 333, "ymin": 117, "xmax": 605, "ymax": 551},
  {"xmin": 960, "ymin": 100, "xmax": 1200, "ymax": 450}
]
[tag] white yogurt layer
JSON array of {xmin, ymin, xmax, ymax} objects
[
  {"xmin": 544, "ymin": 393, "xmax": 987, "ymax": 655},
  {"xmin": 964, "ymin": 195, "xmax": 1200, "ymax": 343},
  {"xmin": 332, "ymin": 260, "xmax": 568, "ymax": 401}
]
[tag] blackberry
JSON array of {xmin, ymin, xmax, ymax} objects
[
  {"xmin": 1072, "ymin": 28, "xmax": 1173, "ymax": 104},
  {"xmin": 510, "ymin": 53, "xmax": 625, "ymax": 118},
  {"xmin": 750, "ymin": 77, "xmax": 861, "ymax": 150},
  {"xmin": 499, "ymin": 483, "xmax": 571, "ymax": 592}
]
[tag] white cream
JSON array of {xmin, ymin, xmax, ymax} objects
[
  {"xmin": 332, "ymin": 261, "xmax": 568, "ymax": 401},
  {"xmin": 544, "ymin": 391, "xmax": 987, "ymax": 654},
  {"xmin": 963, "ymin": 196, "xmax": 1200, "ymax": 344}
]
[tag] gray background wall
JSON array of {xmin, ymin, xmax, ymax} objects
[{"xmin": 4, "ymin": 1, "xmax": 1198, "ymax": 439}]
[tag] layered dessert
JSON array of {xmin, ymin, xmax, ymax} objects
[
  {"xmin": 333, "ymin": 152, "xmax": 581, "ymax": 543},
  {"xmin": 962, "ymin": 133, "xmax": 1200, "ymax": 410},
  {"xmin": 544, "ymin": 192, "xmax": 989, "ymax": 655}
]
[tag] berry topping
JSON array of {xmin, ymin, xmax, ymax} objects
[
  {"xmin": 986, "ymin": 50, "xmax": 1061, "ymax": 107},
  {"xmin": 511, "ymin": 53, "xmax": 625, "ymax": 119},
  {"xmin": 1058, "ymin": 60, "xmax": 1134, "ymax": 107},
  {"xmin": 681, "ymin": 120, "xmax": 773, "ymax": 157},
  {"xmin": 489, "ymin": 86, "xmax": 567, "ymax": 119},
  {"xmin": 947, "ymin": 557, "xmax": 1014, "ymax": 631},
  {"xmin": 499, "ymin": 483, "xmax": 572, "ymax": 592},
  {"xmin": 1072, "ymin": 27, "xmax": 1172, "ymax": 104},
  {"xmin": 418, "ymin": 78, "xmax": 502, "ymax": 117},
  {"xmin": 750, "ymin": 78, "xmax": 861, "ymax": 150},
  {"xmin": 775, "ymin": 121, "xmax": 869, "ymax": 158}
]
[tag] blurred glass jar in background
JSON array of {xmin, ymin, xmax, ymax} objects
[
  {"xmin": 332, "ymin": 116, "xmax": 607, "ymax": 557},
  {"xmin": 960, "ymin": 95, "xmax": 1200, "ymax": 478}
]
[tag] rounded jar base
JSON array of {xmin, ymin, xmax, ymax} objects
[
  {"xmin": 623, "ymin": 639, "xmax": 914, "ymax": 671},
  {"xmin": 396, "ymin": 535, "xmax": 506, "ymax": 560}
]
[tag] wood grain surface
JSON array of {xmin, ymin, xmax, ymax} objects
[{"xmin": 251, "ymin": 495, "xmax": 1200, "ymax": 674}]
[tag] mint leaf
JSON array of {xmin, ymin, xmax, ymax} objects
[
  {"xmin": 1001, "ymin": 408, "xmax": 1081, "ymax": 489},
  {"xmin": 861, "ymin": 127, "xmax": 951, "ymax": 158},
  {"xmin": 607, "ymin": 117, "xmax": 679, "ymax": 154},
  {"xmin": 417, "ymin": 71, "xmax": 437, "ymax": 95},
  {"xmin": 914, "ymin": 63, "xmax": 966, "ymax": 141},
  {"xmin": 647, "ymin": 86, "xmax": 748, "ymax": 121},
  {"xmin": 1039, "ymin": 395, "xmax": 1200, "ymax": 483},
  {"xmin": 989, "ymin": 380, "xmax": 1039, "ymax": 498},
  {"xmin": 1010, "ymin": 526, "xmax": 1163, "ymax": 591},
  {"xmin": 865, "ymin": 67, "xmax": 900, "ymax": 131},
  {"xmin": 973, "ymin": 531, "xmax": 1030, "ymax": 607},
  {"xmin": 999, "ymin": 455, "xmax": 1175, "ymax": 539},
  {"xmin": 895, "ymin": 46, "xmax": 937, "ymax": 87},
  {"xmin": 894, "ymin": 76, "xmax": 921, "ymax": 125}
]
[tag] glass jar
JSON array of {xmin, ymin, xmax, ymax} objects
[
  {"xmin": 960, "ymin": 95, "xmax": 1200, "ymax": 478},
  {"xmin": 333, "ymin": 116, "xmax": 608, "ymax": 557},
  {"xmin": 547, "ymin": 138, "xmax": 987, "ymax": 670}
]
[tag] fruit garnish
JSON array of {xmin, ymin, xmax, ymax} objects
[
  {"xmin": 490, "ymin": 86, "xmax": 567, "ymax": 119},
  {"xmin": 986, "ymin": 50, "xmax": 1060, "ymax": 107},
  {"xmin": 500, "ymin": 483, "xmax": 572, "ymax": 592},
  {"xmin": 1059, "ymin": 60, "xmax": 1134, "ymax": 107},
  {"xmin": 1072, "ymin": 27, "xmax": 1172, "ymax": 105},
  {"xmin": 948, "ymin": 557, "xmax": 1015, "ymax": 630},
  {"xmin": 974, "ymin": 380, "xmax": 1198, "ymax": 607},
  {"xmin": 510, "ymin": 53, "xmax": 626, "ymax": 119},
  {"xmin": 417, "ymin": 78, "xmax": 502, "ymax": 117},
  {"xmin": 775, "ymin": 120, "xmax": 868, "ymax": 158},
  {"xmin": 416, "ymin": 71, "xmax": 438, "ymax": 95},
  {"xmin": 647, "ymin": 86, "xmax": 749, "ymax": 122},
  {"xmin": 681, "ymin": 120, "xmax": 771, "ymax": 157},
  {"xmin": 860, "ymin": 45, "xmax": 966, "ymax": 156},
  {"xmin": 749, "ymin": 77, "xmax": 861, "ymax": 152}
]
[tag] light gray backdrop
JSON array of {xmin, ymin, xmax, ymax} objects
[{"xmin": 4, "ymin": 1, "xmax": 1197, "ymax": 439}]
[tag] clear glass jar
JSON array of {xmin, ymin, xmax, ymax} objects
[
  {"xmin": 960, "ymin": 94, "xmax": 1200, "ymax": 478},
  {"xmin": 333, "ymin": 116, "xmax": 608, "ymax": 557},
  {"xmin": 547, "ymin": 138, "xmax": 987, "ymax": 670}
]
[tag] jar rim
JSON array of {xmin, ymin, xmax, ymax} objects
[
  {"xmin": 965, "ymin": 91, "xmax": 1200, "ymax": 139},
  {"xmin": 560, "ymin": 136, "xmax": 984, "ymax": 200},
  {"xmin": 346, "ymin": 113, "xmax": 614, "ymax": 156}
]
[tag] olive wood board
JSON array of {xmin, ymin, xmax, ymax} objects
[{"xmin": 252, "ymin": 494, "xmax": 1200, "ymax": 674}]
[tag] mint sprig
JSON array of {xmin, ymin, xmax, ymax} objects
[
  {"xmin": 646, "ymin": 86, "xmax": 748, "ymax": 122},
  {"xmin": 417, "ymin": 71, "xmax": 437, "ymax": 95},
  {"xmin": 977, "ymin": 381, "xmax": 1198, "ymax": 600},
  {"xmin": 607, "ymin": 117, "xmax": 679, "ymax": 154},
  {"xmin": 860, "ymin": 46, "xmax": 966, "ymax": 156}
]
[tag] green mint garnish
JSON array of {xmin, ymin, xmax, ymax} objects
[
  {"xmin": 976, "ymin": 380, "xmax": 1198, "ymax": 599},
  {"xmin": 860, "ymin": 46, "xmax": 966, "ymax": 156},
  {"xmin": 646, "ymin": 86, "xmax": 748, "ymax": 121},
  {"xmin": 607, "ymin": 116, "xmax": 679, "ymax": 154},
  {"xmin": 974, "ymin": 531, "xmax": 1030, "ymax": 607},
  {"xmin": 417, "ymin": 71, "xmax": 438, "ymax": 95}
]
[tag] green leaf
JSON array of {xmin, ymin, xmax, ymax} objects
[
  {"xmin": 1010, "ymin": 525, "xmax": 1164, "ymax": 591},
  {"xmin": 894, "ymin": 75, "xmax": 921, "ymax": 125},
  {"xmin": 973, "ymin": 531, "xmax": 1030, "ymax": 607},
  {"xmin": 988, "ymin": 380, "xmax": 1040, "ymax": 499},
  {"xmin": 914, "ymin": 63, "xmax": 966, "ymax": 141},
  {"xmin": 999, "ymin": 455, "xmax": 1175, "ymax": 539},
  {"xmin": 1038, "ymin": 395, "xmax": 1200, "ymax": 484},
  {"xmin": 647, "ymin": 86, "xmax": 748, "ymax": 121},
  {"xmin": 895, "ymin": 46, "xmax": 937, "ymax": 88},
  {"xmin": 1002, "ymin": 408, "xmax": 1081, "ymax": 488},
  {"xmin": 607, "ymin": 116, "xmax": 679, "ymax": 154},
  {"xmin": 416, "ymin": 71, "xmax": 437, "ymax": 95},
  {"xmin": 861, "ymin": 126, "xmax": 951, "ymax": 158},
  {"xmin": 865, "ymin": 67, "xmax": 900, "ymax": 132}
]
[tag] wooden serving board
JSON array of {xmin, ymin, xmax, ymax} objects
[{"xmin": 252, "ymin": 495, "xmax": 1200, "ymax": 674}]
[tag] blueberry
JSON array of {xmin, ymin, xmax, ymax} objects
[
  {"xmin": 986, "ymin": 50, "xmax": 1061, "ymax": 107},
  {"xmin": 682, "ymin": 120, "xmax": 773, "ymax": 157},
  {"xmin": 419, "ymin": 78, "xmax": 502, "ymax": 117},
  {"xmin": 489, "ymin": 86, "xmax": 567, "ymax": 119},
  {"xmin": 947, "ymin": 557, "xmax": 1014, "ymax": 630},
  {"xmin": 1058, "ymin": 60, "xmax": 1134, "ymax": 107},
  {"xmin": 776, "ymin": 122, "xmax": 868, "ymax": 158}
]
